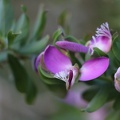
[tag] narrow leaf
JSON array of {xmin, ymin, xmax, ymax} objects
[
  {"xmin": 84, "ymin": 87, "xmax": 110, "ymax": 112},
  {"xmin": 25, "ymin": 80, "xmax": 37, "ymax": 104},
  {"xmin": 112, "ymin": 40, "xmax": 120, "ymax": 62},
  {"xmin": 53, "ymin": 28, "xmax": 63, "ymax": 44},
  {"xmin": 14, "ymin": 6, "xmax": 29, "ymax": 45},
  {"xmin": 8, "ymin": 54, "xmax": 28, "ymax": 93},
  {"xmin": 31, "ymin": 4, "xmax": 47, "ymax": 40},
  {"xmin": 17, "ymin": 35, "xmax": 49, "ymax": 55},
  {"xmin": 0, "ymin": 0, "xmax": 14, "ymax": 34}
]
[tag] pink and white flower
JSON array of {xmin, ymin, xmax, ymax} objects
[
  {"xmin": 34, "ymin": 45, "xmax": 109, "ymax": 89},
  {"xmin": 86, "ymin": 22, "xmax": 112, "ymax": 54}
]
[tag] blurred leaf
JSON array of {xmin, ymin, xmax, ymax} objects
[
  {"xmin": 0, "ymin": 51, "xmax": 7, "ymax": 62},
  {"xmin": 31, "ymin": 4, "xmax": 47, "ymax": 41},
  {"xmin": 25, "ymin": 80, "xmax": 37, "ymax": 104},
  {"xmin": 82, "ymin": 87, "xmax": 99, "ymax": 102},
  {"xmin": 53, "ymin": 28, "xmax": 63, "ymax": 44},
  {"xmin": 84, "ymin": 86, "xmax": 110, "ymax": 112},
  {"xmin": 105, "ymin": 110, "xmax": 120, "ymax": 120},
  {"xmin": 21, "ymin": 4, "xmax": 27, "ymax": 12},
  {"xmin": 0, "ymin": 36, "xmax": 5, "ymax": 50},
  {"xmin": 7, "ymin": 31, "xmax": 21, "ymax": 46},
  {"xmin": 50, "ymin": 102, "xmax": 84, "ymax": 120},
  {"xmin": 65, "ymin": 35, "xmax": 80, "ymax": 43},
  {"xmin": 113, "ymin": 94, "xmax": 120, "ymax": 110},
  {"xmin": 14, "ymin": 5, "xmax": 29, "ymax": 45},
  {"xmin": 0, "ymin": 0, "xmax": 14, "ymax": 34},
  {"xmin": 69, "ymin": 52, "xmax": 81, "ymax": 67},
  {"xmin": 8, "ymin": 54, "xmax": 28, "ymax": 93},
  {"xmin": 17, "ymin": 35, "xmax": 49, "ymax": 55},
  {"xmin": 46, "ymin": 83, "xmax": 67, "ymax": 98},
  {"xmin": 112, "ymin": 39, "xmax": 120, "ymax": 62},
  {"xmin": 58, "ymin": 10, "xmax": 70, "ymax": 34},
  {"xmin": 112, "ymin": 31, "xmax": 118, "ymax": 42},
  {"xmin": 107, "ymin": 50, "xmax": 119, "ymax": 76}
]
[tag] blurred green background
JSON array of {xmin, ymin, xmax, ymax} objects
[{"xmin": 1, "ymin": 0, "xmax": 120, "ymax": 119}]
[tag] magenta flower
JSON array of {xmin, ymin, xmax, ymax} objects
[
  {"xmin": 35, "ymin": 45, "xmax": 109, "ymax": 89},
  {"xmin": 56, "ymin": 22, "xmax": 112, "ymax": 54},
  {"xmin": 35, "ymin": 45, "xmax": 79, "ymax": 90},
  {"xmin": 114, "ymin": 67, "xmax": 120, "ymax": 92},
  {"xmin": 86, "ymin": 22, "xmax": 112, "ymax": 54}
]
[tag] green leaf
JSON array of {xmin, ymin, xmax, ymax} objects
[
  {"xmin": 8, "ymin": 54, "xmax": 28, "ymax": 93},
  {"xmin": 46, "ymin": 83, "xmax": 67, "ymax": 98},
  {"xmin": 84, "ymin": 86, "xmax": 110, "ymax": 112},
  {"xmin": 112, "ymin": 39, "xmax": 120, "ymax": 62},
  {"xmin": 112, "ymin": 31, "xmax": 118, "ymax": 42},
  {"xmin": 58, "ymin": 10, "xmax": 70, "ymax": 34},
  {"xmin": 31, "ymin": 4, "xmax": 47, "ymax": 41},
  {"xmin": 38, "ymin": 66, "xmax": 66, "ymax": 97},
  {"xmin": 39, "ymin": 66, "xmax": 54, "ymax": 78},
  {"xmin": 105, "ymin": 110, "xmax": 120, "ymax": 120},
  {"xmin": 7, "ymin": 31, "xmax": 21, "ymax": 46},
  {"xmin": 53, "ymin": 28, "xmax": 63, "ymax": 44},
  {"xmin": 0, "ymin": 0, "xmax": 14, "ymax": 34},
  {"xmin": 65, "ymin": 35, "xmax": 80, "ymax": 43},
  {"xmin": 25, "ymin": 80, "xmax": 37, "ymax": 104},
  {"xmin": 38, "ymin": 66, "xmax": 65, "ymax": 85},
  {"xmin": 69, "ymin": 52, "xmax": 81, "ymax": 67},
  {"xmin": 82, "ymin": 87, "xmax": 99, "ymax": 102},
  {"xmin": 14, "ymin": 6, "xmax": 29, "ymax": 45},
  {"xmin": 113, "ymin": 94, "xmax": 120, "ymax": 110},
  {"xmin": 17, "ymin": 35, "xmax": 49, "ymax": 55}
]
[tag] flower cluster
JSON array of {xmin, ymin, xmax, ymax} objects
[{"xmin": 34, "ymin": 22, "xmax": 120, "ymax": 92}]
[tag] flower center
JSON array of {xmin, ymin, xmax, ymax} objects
[
  {"xmin": 68, "ymin": 70, "xmax": 73, "ymax": 89},
  {"xmin": 54, "ymin": 69, "xmax": 74, "ymax": 90}
]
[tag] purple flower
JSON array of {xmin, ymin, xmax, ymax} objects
[
  {"xmin": 86, "ymin": 22, "xmax": 112, "ymax": 54},
  {"xmin": 35, "ymin": 45, "xmax": 79, "ymax": 90},
  {"xmin": 35, "ymin": 45, "xmax": 109, "ymax": 89},
  {"xmin": 114, "ymin": 67, "xmax": 120, "ymax": 92},
  {"xmin": 56, "ymin": 22, "xmax": 112, "ymax": 55}
]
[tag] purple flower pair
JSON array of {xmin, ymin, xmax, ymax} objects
[{"xmin": 34, "ymin": 22, "xmax": 111, "ymax": 90}]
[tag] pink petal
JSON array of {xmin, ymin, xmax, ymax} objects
[
  {"xmin": 79, "ymin": 57, "xmax": 109, "ymax": 81},
  {"xmin": 44, "ymin": 45, "xmax": 72, "ymax": 74},
  {"xmin": 88, "ymin": 36, "xmax": 112, "ymax": 53},
  {"xmin": 56, "ymin": 41, "xmax": 89, "ymax": 53},
  {"xmin": 87, "ymin": 22, "xmax": 112, "ymax": 53},
  {"xmin": 34, "ymin": 52, "xmax": 44, "ymax": 72}
]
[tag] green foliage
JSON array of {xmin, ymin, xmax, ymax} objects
[
  {"xmin": 0, "ymin": 0, "xmax": 14, "ymax": 34},
  {"xmin": 0, "ymin": 0, "xmax": 48, "ymax": 104},
  {"xmin": 38, "ymin": 66, "xmax": 67, "ymax": 97},
  {"xmin": 8, "ymin": 54, "xmax": 37, "ymax": 104},
  {"xmin": 30, "ymin": 4, "xmax": 47, "ymax": 41}
]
